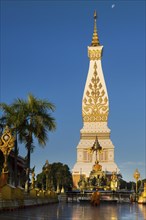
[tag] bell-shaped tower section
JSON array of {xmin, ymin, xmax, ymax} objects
[{"xmin": 72, "ymin": 12, "xmax": 119, "ymax": 188}]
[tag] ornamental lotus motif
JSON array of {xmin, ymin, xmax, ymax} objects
[{"xmin": 82, "ymin": 62, "xmax": 109, "ymax": 122}]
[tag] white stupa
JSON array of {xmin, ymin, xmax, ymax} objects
[{"xmin": 72, "ymin": 11, "xmax": 120, "ymax": 187}]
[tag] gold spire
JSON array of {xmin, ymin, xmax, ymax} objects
[{"xmin": 91, "ymin": 11, "xmax": 100, "ymax": 46}]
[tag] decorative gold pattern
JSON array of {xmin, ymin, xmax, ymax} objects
[
  {"xmin": 0, "ymin": 126, "xmax": 15, "ymax": 173},
  {"xmin": 82, "ymin": 62, "xmax": 109, "ymax": 122},
  {"xmin": 88, "ymin": 49, "xmax": 102, "ymax": 60},
  {"xmin": 80, "ymin": 134, "xmax": 110, "ymax": 140},
  {"xmin": 81, "ymin": 132, "xmax": 110, "ymax": 137}
]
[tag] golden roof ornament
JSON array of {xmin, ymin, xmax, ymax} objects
[
  {"xmin": 90, "ymin": 136, "xmax": 102, "ymax": 154},
  {"xmin": 88, "ymin": 136, "xmax": 102, "ymax": 163},
  {"xmin": 91, "ymin": 10, "xmax": 100, "ymax": 46}
]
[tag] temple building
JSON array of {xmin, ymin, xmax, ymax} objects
[{"xmin": 72, "ymin": 12, "xmax": 120, "ymax": 187}]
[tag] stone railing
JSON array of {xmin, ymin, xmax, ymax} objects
[{"xmin": 0, "ymin": 184, "xmax": 58, "ymax": 211}]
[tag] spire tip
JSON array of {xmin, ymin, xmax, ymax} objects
[
  {"xmin": 91, "ymin": 10, "xmax": 100, "ymax": 46},
  {"xmin": 94, "ymin": 10, "xmax": 97, "ymax": 19}
]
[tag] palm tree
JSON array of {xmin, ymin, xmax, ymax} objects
[
  {"xmin": 0, "ymin": 94, "xmax": 56, "ymax": 191},
  {"xmin": 0, "ymin": 103, "xmax": 25, "ymax": 186},
  {"xmin": 12, "ymin": 94, "xmax": 56, "ymax": 192}
]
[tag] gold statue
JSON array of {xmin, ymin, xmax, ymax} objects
[
  {"xmin": 138, "ymin": 182, "xmax": 146, "ymax": 204},
  {"xmin": 110, "ymin": 171, "xmax": 118, "ymax": 191}
]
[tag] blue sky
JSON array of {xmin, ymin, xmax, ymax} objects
[{"xmin": 0, "ymin": 0, "xmax": 145, "ymax": 182}]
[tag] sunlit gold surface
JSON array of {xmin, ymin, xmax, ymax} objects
[
  {"xmin": 0, "ymin": 126, "xmax": 15, "ymax": 174},
  {"xmin": 88, "ymin": 49, "xmax": 102, "ymax": 60},
  {"xmin": 92, "ymin": 160, "xmax": 102, "ymax": 171},
  {"xmin": 133, "ymin": 168, "xmax": 140, "ymax": 181},
  {"xmin": 110, "ymin": 171, "xmax": 118, "ymax": 191},
  {"xmin": 138, "ymin": 182, "xmax": 146, "ymax": 204},
  {"xmin": 80, "ymin": 132, "xmax": 110, "ymax": 139},
  {"xmin": 133, "ymin": 169, "xmax": 140, "ymax": 200}
]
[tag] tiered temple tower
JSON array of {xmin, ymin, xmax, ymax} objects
[{"xmin": 72, "ymin": 12, "xmax": 119, "ymax": 187}]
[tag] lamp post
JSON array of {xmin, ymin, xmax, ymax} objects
[
  {"xmin": 133, "ymin": 168, "xmax": 140, "ymax": 201},
  {"xmin": 0, "ymin": 126, "xmax": 15, "ymax": 185},
  {"xmin": 44, "ymin": 160, "xmax": 50, "ymax": 191}
]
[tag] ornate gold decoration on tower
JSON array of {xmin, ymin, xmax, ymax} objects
[
  {"xmin": 88, "ymin": 136, "xmax": 102, "ymax": 160},
  {"xmin": 88, "ymin": 11, "xmax": 102, "ymax": 61},
  {"xmin": 82, "ymin": 62, "xmax": 109, "ymax": 122},
  {"xmin": 88, "ymin": 49, "xmax": 102, "ymax": 60}
]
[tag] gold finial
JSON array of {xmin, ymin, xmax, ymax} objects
[{"xmin": 91, "ymin": 10, "xmax": 100, "ymax": 46}]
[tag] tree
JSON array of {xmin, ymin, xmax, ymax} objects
[
  {"xmin": 12, "ymin": 94, "xmax": 56, "ymax": 192},
  {"xmin": 0, "ymin": 103, "xmax": 26, "ymax": 186},
  {"xmin": 0, "ymin": 94, "xmax": 56, "ymax": 191},
  {"xmin": 36, "ymin": 172, "xmax": 46, "ymax": 189},
  {"xmin": 36, "ymin": 162, "xmax": 73, "ymax": 192}
]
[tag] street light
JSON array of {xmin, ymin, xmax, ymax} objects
[
  {"xmin": 133, "ymin": 168, "xmax": 140, "ymax": 201},
  {"xmin": 44, "ymin": 160, "xmax": 50, "ymax": 191},
  {"xmin": 0, "ymin": 126, "xmax": 15, "ymax": 185}
]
